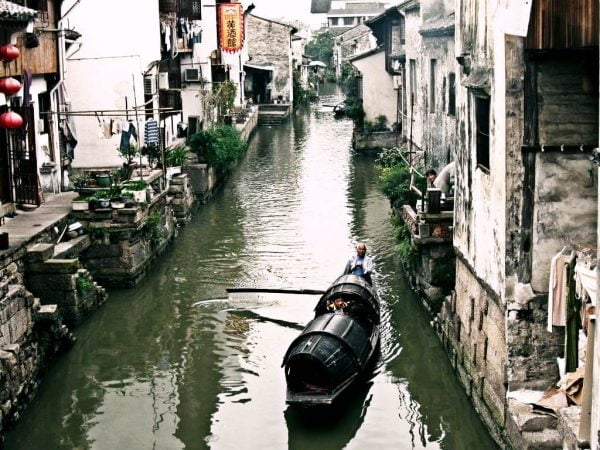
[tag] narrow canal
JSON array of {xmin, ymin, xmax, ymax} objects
[{"xmin": 5, "ymin": 84, "xmax": 496, "ymax": 449}]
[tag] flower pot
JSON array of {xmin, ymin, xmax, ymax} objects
[
  {"xmin": 72, "ymin": 200, "xmax": 89, "ymax": 211},
  {"xmin": 123, "ymin": 189, "xmax": 146, "ymax": 203},
  {"xmin": 166, "ymin": 166, "xmax": 181, "ymax": 179},
  {"xmin": 111, "ymin": 200, "xmax": 125, "ymax": 209},
  {"xmin": 96, "ymin": 173, "xmax": 112, "ymax": 187}
]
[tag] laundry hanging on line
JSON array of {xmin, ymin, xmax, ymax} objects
[{"xmin": 144, "ymin": 118, "xmax": 159, "ymax": 145}]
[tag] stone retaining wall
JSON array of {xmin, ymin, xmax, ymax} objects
[{"xmin": 0, "ymin": 285, "xmax": 71, "ymax": 436}]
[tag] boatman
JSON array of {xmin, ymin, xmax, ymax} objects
[{"xmin": 344, "ymin": 242, "xmax": 374, "ymax": 285}]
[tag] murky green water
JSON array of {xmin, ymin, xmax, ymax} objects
[{"xmin": 4, "ymin": 84, "xmax": 497, "ymax": 449}]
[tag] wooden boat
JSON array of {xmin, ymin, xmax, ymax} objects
[
  {"xmin": 333, "ymin": 101, "xmax": 346, "ymax": 117},
  {"xmin": 282, "ymin": 274, "xmax": 380, "ymax": 405}
]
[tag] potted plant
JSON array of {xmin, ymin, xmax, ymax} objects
[
  {"xmin": 122, "ymin": 180, "xmax": 147, "ymax": 203},
  {"xmin": 86, "ymin": 190, "xmax": 110, "ymax": 210},
  {"xmin": 108, "ymin": 183, "xmax": 125, "ymax": 209},
  {"xmin": 164, "ymin": 145, "xmax": 188, "ymax": 178},
  {"xmin": 72, "ymin": 172, "xmax": 91, "ymax": 192},
  {"xmin": 94, "ymin": 171, "xmax": 111, "ymax": 187},
  {"xmin": 141, "ymin": 144, "xmax": 161, "ymax": 169}
]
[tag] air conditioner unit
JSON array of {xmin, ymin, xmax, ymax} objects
[
  {"xmin": 393, "ymin": 75, "xmax": 402, "ymax": 89},
  {"xmin": 144, "ymin": 76, "xmax": 156, "ymax": 95},
  {"xmin": 184, "ymin": 68, "xmax": 201, "ymax": 82},
  {"xmin": 158, "ymin": 72, "xmax": 170, "ymax": 90}
]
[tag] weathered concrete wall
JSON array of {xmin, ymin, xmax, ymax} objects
[
  {"xmin": 420, "ymin": 32, "xmax": 457, "ymax": 171},
  {"xmin": 246, "ymin": 15, "xmax": 293, "ymax": 103},
  {"xmin": 530, "ymin": 153, "xmax": 598, "ymax": 292},
  {"xmin": 353, "ymin": 130, "xmax": 398, "ymax": 152},
  {"xmin": 404, "ymin": 8, "xmax": 424, "ymax": 151},
  {"xmin": 183, "ymin": 164, "xmax": 218, "ymax": 202},
  {"xmin": 351, "ymin": 50, "xmax": 396, "ymax": 124}
]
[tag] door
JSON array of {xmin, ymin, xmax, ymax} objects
[{"xmin": 11, "ymin": 105, "xmax": 40, "ymax": 206}]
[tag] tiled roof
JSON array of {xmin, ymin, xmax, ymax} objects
[
  {"xmin": 328, "ymin": 2, "xmax": 387, "ymax": 16},
  {"xmin": 0, "ymin": 1, "xmax": 37, "ymax": 22},
  {"xmin": 336, "ymin": 24, "xmax": 372, "ymax": 42},
  {"xmin": 420, "ymin": 14, "xmax": 455, "ymax": 36},
  {"xmin": 311, "ymin": 0, "xmax": 331, "ymax": 13}
]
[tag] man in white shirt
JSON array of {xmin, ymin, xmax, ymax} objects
[{"xmin": 344, "ymin": 243, "xmax": 374, "ymax": 284}]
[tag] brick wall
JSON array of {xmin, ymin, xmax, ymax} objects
[{"xmin": 246, "ymin": 16, "xmax": 293, "ymax": 102}]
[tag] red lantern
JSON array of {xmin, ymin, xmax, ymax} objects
[
  {"xmin": 0, "ymin": 44, "xmax": 20, "ymax": 62},
  {"xmin": 0, "ymin": 77, "xmax": 21, "ymax": 95},
  {"xmin": 0, "ymin": 111, "xmax": 24, "ymax": 129}
]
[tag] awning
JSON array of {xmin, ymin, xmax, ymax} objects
[{"xmin": 244, "ymin": 63, "xmax": 274, "ymax": 72}]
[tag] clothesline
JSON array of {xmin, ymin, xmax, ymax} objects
[{"xmin": 41, "ymin": 107, "xmax": 182, "ymax": 117}]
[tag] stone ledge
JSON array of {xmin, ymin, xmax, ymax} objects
[{"xmin": 26, "ymin": 259, "xmax": 79, "ymax": 274}]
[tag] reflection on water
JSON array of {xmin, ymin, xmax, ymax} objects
[{"xmin": 4, "ymin": 84, "xmax": 496, "ymax": 450}]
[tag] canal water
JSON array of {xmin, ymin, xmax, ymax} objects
[{"xmin": 4, "ymin": 84, "xmax": 496, "ymax": 449}]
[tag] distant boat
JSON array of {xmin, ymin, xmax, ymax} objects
[
  {"xmin": 333, "ymin": 101, "xmax": 346, "ymax": 117},
  {"xmin": 282, "ymin": 275, "xmax": 380, "ymax": 405}
]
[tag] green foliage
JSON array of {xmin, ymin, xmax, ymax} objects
[
  {"xmin": 76, "ymin": 277, "xmax": 95, "ymax": 293},
  {"xmin": 141, "ymin": 144, "xmax": 161, "ymax": 168},
  {"xmin": 340, "ymin": 63, "xmax": 354, "ymax": 81},
  {"xmin": 209, "ymin": 80, "xmax": 237, "ymax": 121},
  {"xmin": 392, "ymin": 216, "xmax": 419, "ymax": 270},
  {"xmin": 164, "ymin": 145, "xmax": 188, "ymax": 167},
  {"xmin": 325, "ymin": 71, "xmax": 337, "ymax": 82},
  {"xmin": 377, "ymin": 147, "xmax": 411, "ymax": 210},
  {"xmin": 292, "ymin": 69, "xmax": 310, "ymax": 107},
  {"xmin": 345, "ymin": 98, "xmax": 365, "ymax": 127},
  {"xmin": 118, "ymin": 144, "xmax": 139, "ymax": 166},
  {"xmin": 305, "ymin": 31, "xmax": 334, "ymax": 67},
  {"xmin": 145, "ymin": 211, "xmax": 164, "ymax": 245},
  {"xmin": 72, "ymin": 172, "xmax": 91, "ymax": 190},
  {"xmin": 188, "ymin": 125, "xmax": 247, "ymax": 174},
  {"xmin": 363, "ymin": 115, "xmax": 389, "ymax": 134},
  {"xmin": 123, "ymin": 180, "xmax": 147, "ymax": 191}
]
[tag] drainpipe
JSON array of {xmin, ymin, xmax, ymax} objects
[{"xmin": 49, "ymin": 0, "xmax": 82, "ymax": 191}]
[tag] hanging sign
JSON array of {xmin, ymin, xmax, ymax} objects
[
  {"xmin": 499, "ymin": 0, "xmax": 533, "ymax": 37},
  {"xmin": 218, "ymin": 3, "xmax": 244, "ymax": 53}
]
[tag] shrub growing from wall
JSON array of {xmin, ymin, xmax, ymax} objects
[{"xmin": 188, "ymin": 125, "xmax": 247, "ymax": 175}]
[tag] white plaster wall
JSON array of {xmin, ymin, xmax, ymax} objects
[
  {"xmin": 351, "ymin": 51, "xmax": 395, "ymax": 124},
  {"xmin": 65, "ymin": 0, "xmax": 161, "ymax": 169},
  {"xmin": 403, "ymin": 9, "xmax": 423, "ymax": 150},
  {"xmin": 530, "ymin": 154, "xmax": 598, "ymax": 292},
  {"xmin": 453, "ymin": 0, "xmax": 505, "ymax": 295}
]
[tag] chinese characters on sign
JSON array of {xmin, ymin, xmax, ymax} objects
[{"xmin": 218, "ymin": 3, "xmax": 244, "ymax": 52}]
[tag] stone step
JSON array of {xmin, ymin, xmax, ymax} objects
[
  {"xmin": 521, "ymin": 429, "xmax": 562, "ymax": 449},
  {"xmin": 53, "ymin": 235, "xmax": 91, "ymax": 259},
  {"xmin": 510, "ymin": 399, "xmax": 559, "ymax": 432},
  {"xmin": 26, "ymin": 243, "xmax": 55, "ymax": 263}
]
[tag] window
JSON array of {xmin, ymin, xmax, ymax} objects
[
  {"xmin": 429, "ymin": 59, "xmax": 437, "ymax": 113},
  {"xmin": 37, "ymin": 92, "xmax": 50, "ymax": 135},
  {"xmin": 399, "ymin": 18, "xmax": 406, "ymax": 45},
  {"xmin": 448, "ymin": 72, "xmax": 456, "ymax": 116},
  {"xmin": 409, "ymin": 59, "xmax": 417, "ymax": 106},
  {"xmin": 343, "ymin": 17, "xmax": 354, "ymax": 25},
  {"xmin": 331, "ymin": 17, "xmax": 339, "ymax": 26},
  {"xmin": 475, "ymin": 96, "xmax": 490, "ymax": 171}
]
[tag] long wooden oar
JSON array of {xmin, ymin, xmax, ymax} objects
[{"xmin": 226, "ymin": 287, "xmax": 325, "ymax": 295}]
